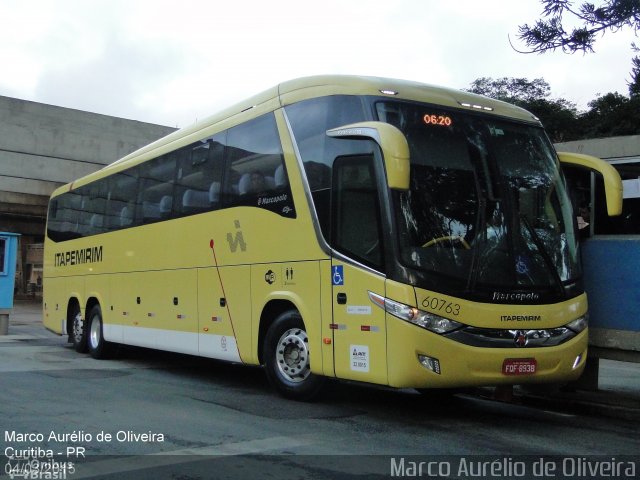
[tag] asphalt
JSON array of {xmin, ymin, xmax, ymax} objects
[{"xmin": 2, "ymin": 298, "xmax": 639, "ymax": 420}]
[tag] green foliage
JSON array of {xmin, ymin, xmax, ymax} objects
[
  {"xmin": 579, "ymin": 92, "xmax": 640, "ymax": 137},
  {"xmin": 467, "ymin": 76, "xmax": 640, "ymax": 141},
  {"xmin": 518, "ymin": 0, "xmax": 640, "ymax": 54},
  {"xmin": 526, "ymin": 98, "xmax": 581, "ymax": 142},
  {"xmin": 467, "ymin": 77, "xmax": 551, "ymax": 103},
  {"xmin": 630, "ymin": 55, "xmax": 640, "ymax": 96},
  {"xmin": 517, "ymin": 0, "xmax": 640, "ymax": 96},
  {"xmin": 466, "ymin": 77, "xmax": 579, "ymax": 142}
]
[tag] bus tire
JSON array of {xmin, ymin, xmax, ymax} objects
[
  {"xmin": 87, "ymin": 305, "xmax": 112, "ymax": 359},
  {"xmin": 263, "ymin": 310, "xmax": 324, "ymax": 401},
  {"xmin": 70, "ymin": 303, "xmax": 88, "ymax": 353}
]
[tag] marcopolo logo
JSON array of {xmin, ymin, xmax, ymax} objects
[
  {"xmin": 54, "ymin": 246, "xmax": 103, "ymax": 267},
  {"xmin": 492, "ymin": 291, "xmax": 540, "ymax": 302}
]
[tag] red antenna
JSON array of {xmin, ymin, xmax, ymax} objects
[{"xmin": 209, "ymin": 238, "xmax": 243, "ymax": 362}]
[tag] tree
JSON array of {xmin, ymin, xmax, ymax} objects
[
  {"xmin": 467, "ymin": 77, "xmax": 580, "ymax": 141},
  {"xmin": 630, "ymin": 55, "xmax": 640, "ymax": 96},
  {"xmin": 467, "ymin": 77, "xmax": 551, "ymax": 103},
  {"xmin": 467, "ymin": 76, "xmax": 640, "ymax": 140},
  {"xmin": 579, "ymin": 92, "xmax": 640, "ymax": 136},
  {"xmin": 526, "ymin": 98, "xmax": 581, "ymax": 141},
  {"xmin": 516, "ymin": 0, "xmax": 640, "ymax": 95}
]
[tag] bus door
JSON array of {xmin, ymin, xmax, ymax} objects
[
  {"xmin": 331, "ymin": 262, "xmax": 387, "ymax": 383},
  {"xmin": 330, "ymin": 153, "xmax": 388, "ymax": 384}
]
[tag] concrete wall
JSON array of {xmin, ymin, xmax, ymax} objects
[
  {"xmin": 0, "ymin": 95, "xmax": 176, "ymax": 294},
  {"xmin": 0, "ymin": 95, "xmax": 176, "ymax": 234},
  {"xmin": 555, "ymin": 135, "xmax": 640, "ymax": 162}
]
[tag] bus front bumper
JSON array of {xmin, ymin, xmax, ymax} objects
[{"xmin": 387, "ymin": 318, "xmax": 588, "ymax": 389}]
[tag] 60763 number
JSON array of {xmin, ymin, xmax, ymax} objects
[{"xmin": 421, "ymin": 296, "xmax": 461, "ymax": 316}]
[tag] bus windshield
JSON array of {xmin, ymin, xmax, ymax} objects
[{"xmin": 376, "ymin": 101, "xmax": 580, "ymax": 295}]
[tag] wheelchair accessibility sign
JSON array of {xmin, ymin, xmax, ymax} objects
[{"xmin": 332, "ymin": 265, "xmax": 344, "ymax": 285}]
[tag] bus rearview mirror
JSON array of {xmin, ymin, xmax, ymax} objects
[
  {"xmin": 558, "ymin": 152, "xmax": 623, "ymax": 217},
  {"xmin": 327, "ymin": 121, "xmax": 410, "ymax": 191}
]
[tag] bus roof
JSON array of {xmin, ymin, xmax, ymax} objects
[{"xmin": 52, "ymin": 75, "xmax": 539, "ymax": 196}]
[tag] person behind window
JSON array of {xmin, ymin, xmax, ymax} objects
[{"xmin": 249, "ymin": 170, "xmax": 266, "ymax": 194}]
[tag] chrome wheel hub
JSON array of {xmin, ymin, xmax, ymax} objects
[
  {"xmin": 89, "ymin": 315, "xmax": 100, "ymax": 349},
  {"xmin": 276, "ymin": 328, "xmax": 311, "ymax": 383},
  {"xmin": 72, "ymin": 312, "xmax": 84, "ymax": 342}
]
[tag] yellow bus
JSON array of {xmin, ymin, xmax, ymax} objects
[{"xmin": 43, "ymin": 75, "xmax": 622, "ymax": 400}]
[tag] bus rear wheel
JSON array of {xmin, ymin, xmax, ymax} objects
[
  {"xmin": 263, "ymin": 311, "xmax": 324, "ymax": 401},
  {"xmin": 87, "ymin": 305, "xmax": 112, "ymax": 359},
  {"xmin": 70, "ymin": 304, "xmax": 88, "ymax": 353}
]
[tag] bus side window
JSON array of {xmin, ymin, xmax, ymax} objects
[
  {"xmin": 49, "ymin": 190, "xmax": 83, "ymax": 241},
  {"xmin": 223, "ymin": 113, "xmax": 294, "ymax": 217},
  {"xmin": 564, "ymin": 161, "xmax": 640, "ymax": 236},
  {"xmin": 563, "ymin": 165, "xmax": 593, "ymax": 238},
  {"xmin": 609, "ymin": 161, "xmax": 640, "ymax": 234},
  {"xmin": 46, "ymin": 200, "xmax": 60, "ymax": 241},
  {"xmin": 106, "ymin": 170, "xmax": 138, "ymax": 230},
  {"xmin": 138, "ymin": 154, "xmax": 176, "ymax": 224},
  {"xmin": 285, "ymin": 95, "xmax": 368, "ymax": 237},
  {"xmin": 331, "ymin": 153, "xmax": 385, "ymax": 269},
  {"xmin": 177, "ymin": 133, "xmax": 225, "ymax": 215},
  {"xmin": 78, "ymin": 182, "xmax": 108, "ymax": 237},
  {"xmin": 274, "ymin": 164, "xmax": 287, "ymax": 188}
]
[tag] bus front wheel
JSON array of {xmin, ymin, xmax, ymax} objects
[
  {"xmin": 263, "ymin": 311, "xmax": 324, "ymax": 401},
  {"xmin": 87, "ymin": 305, "xmax": 112, "ymax": 359}
]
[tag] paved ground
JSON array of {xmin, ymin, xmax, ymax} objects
[
  {"xmin": 1, "ymin": 299, "xmax": 638, "ymax": 479},
  {"xmin": 3, "ymin": 298, "xmax": 639, "ymax": 420}
]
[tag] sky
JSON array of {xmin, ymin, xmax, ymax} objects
[{"xmin": 0, "ymin": 0, "xmax": 636, "ymax": 128}]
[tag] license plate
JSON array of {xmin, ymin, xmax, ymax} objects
[{"xmin": 502, "ymin": 358, "xmax": 537, "ymax": 376}]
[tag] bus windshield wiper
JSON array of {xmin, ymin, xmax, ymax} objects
[
  {"xmin": 465, "ymin": 123, "xmax": 505, "ymax": 294},
  {"xmin": 519, "ymin": 214, "xmax": 566, "ymax": 298}
]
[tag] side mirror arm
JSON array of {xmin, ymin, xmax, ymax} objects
[
  {"xmin": 558, "ymin": 152, "xmax": 623, "ymax": 217},
  {"xmin": 327, "ymin": 122, "xmax": 410, "ymax": 190}
]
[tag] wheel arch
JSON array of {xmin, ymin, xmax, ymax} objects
[
  {"xmin": 257, "ymin": 298, "xmax": 299, "ymax": 364},
  {"xmin": 66, "ymin": 296, "xmax": 82, "ymax": 337},
  {"xmin": 85, "ymin": 296, "xmax": 101, "ymax": 317}
]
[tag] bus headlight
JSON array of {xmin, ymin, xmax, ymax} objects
[
  {"xmin": 566, "ymin": 314, "xmax": 588, "ymax": 333},
  {"xmin": 368, "ymin": 292, "xmax": 464, "ymax": 334},
  {"xmin": 409, "ymin": 309, "xmax": 464, "ymax": 334}
]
